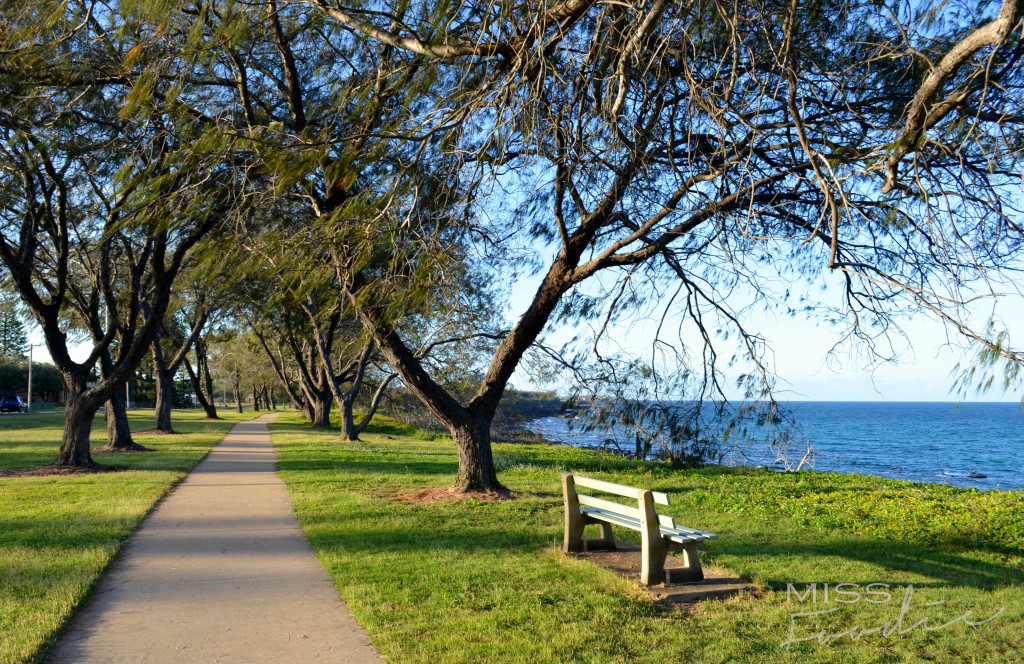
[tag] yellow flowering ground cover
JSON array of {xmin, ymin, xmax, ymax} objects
[{"xmin": 685, "ymin": 472, "xmax": 1024, "ymax": 552}]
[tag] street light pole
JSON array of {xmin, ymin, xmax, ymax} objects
[{"xmin": 26, "ymin": 344, "xmax": 35, "ymax": 413}]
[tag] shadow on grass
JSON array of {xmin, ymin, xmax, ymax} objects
[
  {"xmin": 297, "ymin": 505, "xmax": 1024, "ymax": 594},
  {"xmin": 0, "ymin": 511, "xmax": 157, "ymax": 550},
  {"xmin": 363, "ymin": 421, "xmax": 447, "ymax": 441},
  {"xmin": 278, "ymin": 456, "xmax": 464, "ymax": 478},
  {"xmin": 719, "ymin": 535, "xmax": 1024, "ymax": 591}
]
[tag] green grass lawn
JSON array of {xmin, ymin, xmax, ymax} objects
[
  {"xmin": 271, "ymin": 413, "xmax": 1024, "ymax": 664},
  {"xmin": 0, "ymin": 408, "xmax": 262, "ymax": 664}
]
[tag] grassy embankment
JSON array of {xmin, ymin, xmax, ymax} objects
[
  {"xmin": 0, "ymin": 409, "xmax": 262, "ymax": 664},
  {"xmin": 272, "ymin": 412, "xmax": 1023, "ymax": 664}
]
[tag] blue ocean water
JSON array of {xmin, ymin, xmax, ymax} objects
[{"xmin": 524, "ymin": 401, "xmax": 1024, "ymax": 491}]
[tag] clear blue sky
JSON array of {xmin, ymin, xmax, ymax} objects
[{"xmin": 502, "ymin": 267, "xmax": 1024, "ymax": 403}]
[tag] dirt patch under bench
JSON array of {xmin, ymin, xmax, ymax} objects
[{"xmin": 563, "ymin": 542, "xmax": 758, "ymax": 607}]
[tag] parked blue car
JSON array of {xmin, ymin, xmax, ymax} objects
[{"xmin": 0, "ymin": 396, "xmax": 28, "ymax": 413}]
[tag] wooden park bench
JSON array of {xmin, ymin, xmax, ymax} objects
[{"xmin": 561, "ymin": 473, "xmax": 717, "ymax": 585}]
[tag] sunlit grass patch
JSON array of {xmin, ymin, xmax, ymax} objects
[{"xmin": 272, "ymin": 412, "xmax": 1024, "ymax": 664}]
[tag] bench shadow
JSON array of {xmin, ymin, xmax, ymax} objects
[{"xmin": 706, "ymin": 533, "xmax": 1024, "ymax": 592}]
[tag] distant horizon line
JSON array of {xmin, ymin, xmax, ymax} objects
[{"xmin": 527, "ymin": 393, "xmax": 1023, "ymax": 405}]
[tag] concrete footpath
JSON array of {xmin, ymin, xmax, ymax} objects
[{"xmin": 48, "ymin": 415, "xmax": 382, "ymax": 664}]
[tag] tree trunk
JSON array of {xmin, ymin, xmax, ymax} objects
[
  {"xmin": 184, "ymin": 357, "xmax": 220, "ymax": 419},
  {"xmin": 53, "ymin": 382, "xmax": 98, "ymax": 467},
  {"xmin": 346, "ymin": 257, "xmax": 575, "ymax": 492},
  {"xmin": 98, "ymin": 389, "xmax": 151, "ymax": 452},
  {"xmin": 253, "ymin": 385, "xmax": 261, "ymax": 412},
  {"xmin": 349, "ymin": 300, "xmax": 508, "ymax": 491},
  {"xmin": 452, "ymin": 416, "xmax": 502, "ymax": 491},
  {"xmin": 153, "ymin": 367, "xmax": 175, "ymax": 432},
  {"xmin": 203, "ymin": 358, "xmax": 219, "ymax": 418},
  {"xmin": 152, "ymin": 342, "xmax": 175, "ymax": 433},
  {"xmin": 310, "ymin": 394, "xmax": 331, "ymax": 428},
  {"xmin": 343, "ymin": 373, "xmax": 397, "ymax": 442},
  {"xmin": 340, "ymin": 397, "xmax": 357, "ymax": 441},
  {"xmin": 234, "ymin": 370, "xmax": 242, "ymax": 413},
  {"xmin": 105, "ymin": 396, "xmax": 133, "ymax": 449},
  {"xmin": 95, "ymin": 346, "xmax": 148, "ymax": 452}
]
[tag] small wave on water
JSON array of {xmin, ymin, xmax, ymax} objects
[{"xmin": 523, "ymin": 401, "xmax": 1024, "ymax": 491}]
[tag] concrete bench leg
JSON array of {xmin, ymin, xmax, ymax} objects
[
  {"xmin": 665, "ymin": 542, "xmax": 705, "ymax": 583},
  {"xmin": 562, "ymin": 475, "xmax": 585, "ymax": 553},
  {"xmin": 583, "ymin": 521, "xmax": 616, "ymax": 551},
  {"xmin": 641, "ymin": 537, "xmax": 669, "ymax": 585}
]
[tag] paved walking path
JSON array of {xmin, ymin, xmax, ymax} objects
[{"xmin": 48, "ymin": 415, "xmax": 382, "ymax": 664}]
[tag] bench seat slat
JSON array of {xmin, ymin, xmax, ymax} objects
[
  {"xmin": 670, "ymin": 526, "xmax": 719, "ymax": 540},
  {"xmin": 569, "ymin": 474, "xmax": 670, "ymax": 505},
  {"xmin": 578, "ymin": 497, "xmax": 676, "ymax": 528},
  {"xmin": 580, "ymin": 506, "xmax": 646, "ymax": 531},
  {"xmin": 580, "ymin": 506, "xmax": 715, "ymax": 543}
]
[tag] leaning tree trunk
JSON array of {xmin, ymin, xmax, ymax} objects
[
  {"xmin": 341, "ymin": 374, "xmax": 397, "ymax": 442},
  {"xmin": 348, "ymin": 288, "xmax": 516, "ymax": 493},
  {"xmin": 451, "ymin": 416, "xmax": 501, "ymax": 491},
  {"xmin": 53, "ymin": 378, "xmax": 99, "ymax": 467},
  {"xmin": 202, "ymin": 358, "xmax": 218, "ymax": 418},
  {"xmin": 184, "ymin": 358, "xmax": 219, "ymax": 419}
]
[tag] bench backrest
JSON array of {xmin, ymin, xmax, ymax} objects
[
  {"xmin": 570, "ymin": 474, "xmax": 671, "ymax": 505},
  {"xmin": 562, "ymin": 473, "xmax": 676, "ymax": 529}
]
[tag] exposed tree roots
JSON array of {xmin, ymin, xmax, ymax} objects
[
  {"xmin": 1, "ymin": 463, "xmax": 129, "ymax": 478},
  {"xmin": 395, "ymin": 485, "xmax": 514, "ymax": 504}
]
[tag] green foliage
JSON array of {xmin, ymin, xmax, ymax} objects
[
  {"xmin": 951, "ymin": 321, "xmax": 1024, "ymax": 403},
  {"xmin": 376, "ymin": 389, "xmax": 562, "ymax": 441},
  {"xmin": 0, "ymin": 362, "xmax": 63, "ymax": 398},
  {"xmin": 0, "ymin": 294, "xmax": 28, "ymax": 363}
]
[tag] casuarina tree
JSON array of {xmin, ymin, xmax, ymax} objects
[
  {"xmin": 0, "ymin": 1, "xmax": 247, "ymax": 466},
  {"xmin": 302, "ymin": 0, "xmax": 1024, "ymax": 490}
]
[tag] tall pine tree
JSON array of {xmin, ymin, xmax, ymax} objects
[{"xmin": 0, "ymin": 294, "xmax": 28, "ymax": 362}]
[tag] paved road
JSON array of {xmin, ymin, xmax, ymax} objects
[{"xmin": 47, "ymin": 414, "xmax": 382, "ymax": 663}]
